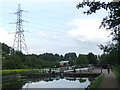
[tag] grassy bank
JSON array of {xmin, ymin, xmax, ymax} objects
[
  {"xmin": 1, "ymin": 69, "xmax": 47, "ymax": 76},
  {"xmin": 112, "ymin": 66, "xmax": 120, "ymax": 84},
  {"xmin": 88, "ymin": 75, "xmax": 103, "ymax": 89}
]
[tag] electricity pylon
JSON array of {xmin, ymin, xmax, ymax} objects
[{"xmin": 11, "ymin": 4, "xmax": 28, "ymax": 54}]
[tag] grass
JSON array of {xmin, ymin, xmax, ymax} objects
[
  {"xmin": 1, "ymin": 69, "xmax": 47, "ymax": 76},
  {"xmin": 112, "ymin": 66, "xmax": 120, "ymax": 84},
  {"xmin": 88, "ymin": 75, "xmax": 104, "ymax": 89},
  {"xmin": 2, "ymin": 69, "xmax": 29, "ymax": 76}
]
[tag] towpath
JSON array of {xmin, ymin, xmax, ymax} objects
[{"xmin": 99, "ymin": 69, "xmax": 119, "ymax": 88}]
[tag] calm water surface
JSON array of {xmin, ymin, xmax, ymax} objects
[
  {"xmin": 3, "ymin": 76, "xmax": 93, "ymax": 89},
  {"xmin": 22, "ymin": 76, "xmax": 91, "ymax": 88}
]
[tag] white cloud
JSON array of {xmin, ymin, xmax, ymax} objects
[
  {"xmin": 37, "ymin": 31, "xmax": 59, "ymax": 40},
  {"xmin": 0, "ymin": 27, "xmax": 14, "ymax": 46},
  {"xmin": 67, "ymin": 18, "xmax": 111, "ymax": 42},
  {"xmin": 38, "ymin": 31, "xmax": 46, "ymax": 38},
  {"xmin": 29, "ymin": 48, "xmax": 46, "ymax": 54},
  {"xmin": 51, "ymin": 34, "xmax": 59, "ymax": 40}
]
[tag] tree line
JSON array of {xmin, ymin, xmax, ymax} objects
[{"xmin": 1, "ymin": 43, "xmax": 99, "ymax": 69}]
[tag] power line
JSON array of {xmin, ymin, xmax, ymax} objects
[
  {"xmin": 1, "ymin": 4, "xmax": 70, "ymax": 24},
  {"xmin": 1, "ymin": 4, "xmax": 72, "ymax": 34},
  {"xmin": 24, "ymin": 25, "xmax": 67, "ymax": 34}
]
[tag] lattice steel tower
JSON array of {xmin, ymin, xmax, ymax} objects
[{"xmin": 12, "ymin": 4, "xmax": 28, "ymax": 54}]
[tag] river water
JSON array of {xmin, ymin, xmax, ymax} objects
[
  {"xmin": 23, "ymin": 77, "xmax": 90, "ymax": 88},
  {"xmin": 3, "ymin": 76, "xmax": 94, "ymax": 89}
]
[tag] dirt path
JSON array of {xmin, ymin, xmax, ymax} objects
[{"xmin": 99, "ymin": 69, "xmax": 118, "ymax": 88}]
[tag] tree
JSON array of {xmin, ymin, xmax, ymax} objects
[
  {"xmin": 60, "ymin": 55, "xmax": 65, "ymax": 61},
  {"xmin": 99, "ymin": 54, "xmax": 109, "ymax": 65},
  {"xmin": 3, "ymin": 54, "xmax": 26, "ymax": 69},
  {"xmin": 77, "ymin": 1, "xmax": 120, "ymax": 64},
  {"xmin": 75, "ymin": 54, "xmax": 89, "ymax": 66},
  {"xmin": 39, "ymin": 53, "xmax": 60, "ymax": 62},
  {"xmin": 2, "ymin": 43, "xmax": 10, "ymax": 54},
  {"xmin": 77, "ymin": 1, "xmax": 120, "ymax": 30},
  {"xmin": 64, "ymin": 52, "xmax": 77, "ymax": 61},
  {"xmin": 87, "ymin": 52, "xmax": 97, "ymax": 64}
]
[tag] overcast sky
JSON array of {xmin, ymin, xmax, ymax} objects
[{"xmin": 0, "ymin": 0, "xmax": 113, "ymax": 55}]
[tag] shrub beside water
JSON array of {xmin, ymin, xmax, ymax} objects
[{"xmin": 88, "ymin": 75, "xmax": 103, "ymax": 88}]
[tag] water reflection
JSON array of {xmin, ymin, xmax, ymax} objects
[
  {"xmin": 22, "ymin": 76, "xmax": 90, "ymax": 88},
  {"xmin": 2, "ymin": 79, "xmax": 27, "ymax": 89},
  {"xmin": 2, "ymin": 76, "xmax": 94, "ymax": 89}
]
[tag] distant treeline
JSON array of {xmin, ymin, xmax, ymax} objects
[{"xmin": 1, "ymin": 42, "xmax": 118, "ymax": 69}]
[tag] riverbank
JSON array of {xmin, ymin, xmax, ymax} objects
[
  {"xmin": 88, "ymin": 74, "xmax": 104, "ymax": 88},
  {"xmin": 2, "ymin": 69, "xmax": 45, "ymax": 76},
  {"xmin": 2, "ymin": 68, "xmax": 101, "ymax": 81},
  {"xmin": 112, "ymin": 66, "xmax": 120, "ymax": 85},
  {"xmin": 99, "ymin": 69, "xmax": 118, "ymax": 88},
  {"xmin": 89, "ymin": 68, "xmax": 119, "ymax": 89},
  {"xmin": 2, "ymin": 69, "xmax": 48, "ymax": 81}
]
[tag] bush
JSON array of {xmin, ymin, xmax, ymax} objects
[{"xmin": 89, "ymin": 75, "xmax": 103, "ymax": 88}]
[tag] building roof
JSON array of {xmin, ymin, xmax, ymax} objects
[{"xmin": 59, "ymin": 61, "xmax": 69, "ymax": 64}]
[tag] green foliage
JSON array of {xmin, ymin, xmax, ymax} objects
[
  {"xmin": 77, "ymin": 1, "xmax": 120, "ymax": 30},
  {"xmin": 112, "ymin": 65, "xmax": 120, "ymax": 83},
  {"xmin": 2, "ymin": 43, "xmax": 76, "ymax": 69},
  {"xmin": 2, "ymin": 79, "xmax": 27, "ymax": 89},
  {"xmin": 99, "ymin": 48, "xmax": 118, "ymax": 65},
  {"xmin": 107, "ymin": 49, "xmax": 118, "ymax": 65},
  {"xmin": 29, "ymin": 54, "xmax": 60, "ymax": 68},
  {"xmin": 1, "ymin": 43, "xmax": 61, "ymax": 69},
  {"xmin": 87, "ymin": 52, "xmax": 98, "ymax": 64},
  {"xmin": 64, "ymin": 52, "xmax": 77, "ymax": 61},
  {"xmin": 3, "ymin": 54, "xmax": 26, "ymax": 69},
  {"xmin": 75, "ymin": 54, "xmax": 89, "ymax": 66},
  {"xmin": 77, "ymin": 1, "xmax": 120, "ymax": 66},
  {"xmin": 39, "ymin": 53, "xmax": 62, "ymax": 62},
  {"xmin": 89, "ymin": 75, "xmax": 104, "ymax": 88},
  {"xmin": 2, "ymin": 69, "xmax": 45, "ymax": 76},
  {"xmin": 2, "ymin": 43, "xmax": 10, "ymax": 55},
  {"xmin": 99, "ymin": 54, "xmax": 109, "ymax": 64},
  {"xmin": 64, "ymin": 52, "xmax": 77, "ymax": 65},
  {"xmin": 2, "ymin": 69, "xmax": 30, "ymax": 76}
]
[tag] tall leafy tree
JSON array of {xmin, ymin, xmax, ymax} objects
[
  {"xmin": 75, "ymin": 54, "xmax": 89, "ymax": 65},
  {"xmin": 87, "ymin": 52, "xmax": 97, "ymax": 64},
  {"xmin": 64, "ymin": 52, "xmax": 77, "ymax": 61},
  {"xmin": 77, "ymin": 0, "xmax": 120, "ymax": 64}
]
